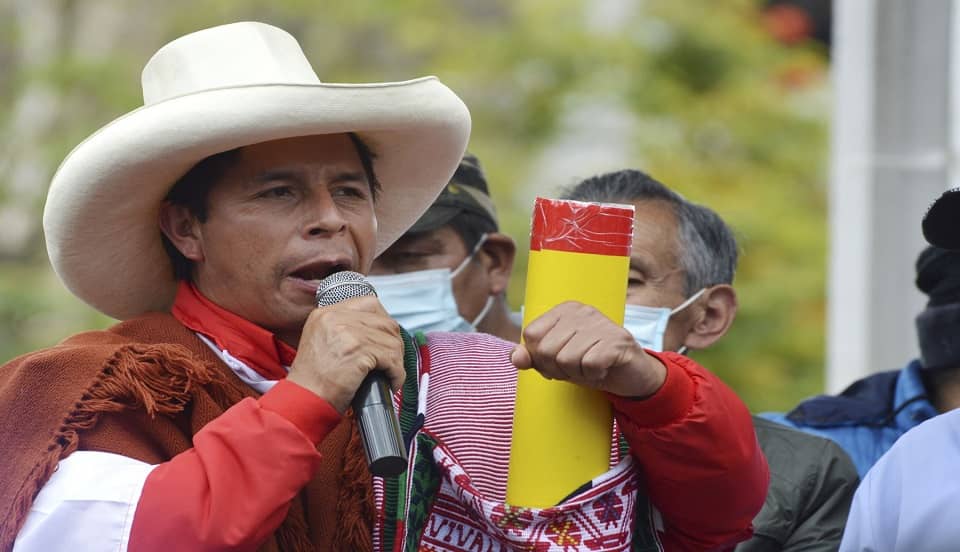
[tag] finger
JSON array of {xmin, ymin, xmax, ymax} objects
[
  {"xmin": 556, "ymin": 334, "xmax": 604, "ymax": 382},
  {"xmin": 521, "ymin": 308, "xmax": 563, "ymax": 345},
  {"xmin": 528, "ymin": 323, "xmax": 577, "ymax": 380},
  {"xmin": 578, "ymin": 338, "xmax": 614, "ymax": 384},
  {"xmin": 383, "ymin": 332, "xmax": 406, "ymax": 391},
  {"xmin": 364, "ymin": 309, "xmax": 402, "ymax": 337},
  {"xmin": 339, "ymin": 309, "xmax": 401, "ymax": 343},
  {"xmin": 358, "ymin": 341, "xmax": 404, "ymax": 393},
  {"xmin": 341, "ymin": 295, "xmax": 385, "ymax": 313},
  {"xmin": 360, "ymin": 317, "xmax": 405, "ymax": 389},
  {"xmin": 510, "ymin": 344, "xmax": 533, "ymax": 370}
]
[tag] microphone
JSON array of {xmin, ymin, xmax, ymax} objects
[{"xmin": 315, "ymin": 271, "xmax": 408, "ymax": 477}]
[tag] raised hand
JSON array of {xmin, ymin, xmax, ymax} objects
[
  {"xmin": 287, "ymin": 295, "xmax": 405, "ymax": 413},
  {"xmin": 510, "ymin": 301, "xmax": 666, "ymax": 399}
]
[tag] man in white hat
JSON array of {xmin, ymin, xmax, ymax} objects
[{"xmin": 0, "ymin": 22, "xmax": 767, "ymax": 551}]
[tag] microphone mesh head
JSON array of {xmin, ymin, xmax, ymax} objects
[{"xmin": 315, "ymin": 271, "xmax": 377, "ymax": 307}]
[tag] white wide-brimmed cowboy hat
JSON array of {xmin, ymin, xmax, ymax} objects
[{"xmin": 43, "ymin": 21, "xmax": 471, "ymax": 320}]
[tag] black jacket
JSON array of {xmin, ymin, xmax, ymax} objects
[{"xmin": 736, "ymin": 416, "xmax": 859, "ymax": 552}]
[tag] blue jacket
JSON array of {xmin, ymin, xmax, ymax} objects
[{"xmin": 760, "ymin": 360, "xmax": 939, "ymax": 478}]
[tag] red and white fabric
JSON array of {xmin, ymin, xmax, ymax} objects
[{"xmin": 15, "ymin": 331, "xmax": 765, "ymax": 551}]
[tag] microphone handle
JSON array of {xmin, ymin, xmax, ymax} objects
[{"xmin": 351, "ymin": 371, "xmax": 407, "ymax": 477}]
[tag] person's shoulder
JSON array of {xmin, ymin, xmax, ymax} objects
[
  {"xmin": 849, "ymin": 410, "xmax": 960, "ymax": 548},
  {"xmin": 753, "ymin": 415, "xmax": 833, "ymax": 443},
  {"xmin": 753, "ymin": 415, "xmax": 851, "ymax": 460},
  {"xmin": 2, "ymin": 313, "xmax": 196, "ymax": 372},
  {"xmin": 752, "ymin": 416, "xmax": 858, "ymax": 484},
  {"xmin": 891, "ymin": 408, "xmax": 960, "ymax": 453},
  {"xmin": 3, "ymin": 327, "xmax": 127, "ymax": 371},
  {"xmin": 55, "ymin": 312, "xmax": 185, "ymax": 345},
  {"xmin": 755, "ymin": 411, "xmax": 799, "ymax": 429}
]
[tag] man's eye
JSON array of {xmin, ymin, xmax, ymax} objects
[
  {"xmin": 383, "ymin": 251, "xmax": 433, "ymax": 270},
  {"xmin": 628, "ymin": 278, "xmax": 645, "ymax": 287},
  {"xmin": 259, "ymin": 186, "xmax": 293, "ymax": 198},
  {"xmin": 333, "ymin": 185, "xmax": 368, "ymax": 199}
]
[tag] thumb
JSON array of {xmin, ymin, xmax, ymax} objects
[{"xmin": 510, "ymin": 344, "xmax": 533, "ymax": 370}]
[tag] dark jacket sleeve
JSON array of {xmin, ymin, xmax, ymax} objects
[{"xmin": 737, "ymin": 417, "xmax": 859, "ymax": 552}]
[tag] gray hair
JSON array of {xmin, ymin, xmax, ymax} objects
[{"xmin": 561, "ymin": 169, "xmax": 738, "ymax": 295}]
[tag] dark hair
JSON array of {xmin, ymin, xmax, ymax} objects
[
  {"xmin": 562, "ymin": 169, "xmax": 738, "ymax": 295},
  {"xmin": 162, "ymin": 133, "xmax": 380, "ymax": 280},
  {"xmin": 348, "ymin": 133, "xmax": 381, "ymax": 200}
]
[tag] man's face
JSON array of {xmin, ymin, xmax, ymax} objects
[
  {"xmin": 626, "ymin": 200, "xmax": 697, "ymax": 351},
  {"xmin": 369, "ymin": 225, "xmax": 490, "ymax": 321},
  {"xmin": 181, "ymin": 133, "xmax": 378, "ymax": 340}
]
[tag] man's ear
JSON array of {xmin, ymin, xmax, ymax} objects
[
  {"xmin": 683, "ymin": 285, "xmax": 738, "ymax": 350},
  {"xmin": 158, "ymin": 202, "xmax": 205, "ymax": 262},
  {"xmin": 477, "ymin": 232, "xmax": 516, "ymax": 295}
]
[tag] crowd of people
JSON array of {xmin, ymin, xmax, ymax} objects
[{"xmin": 0, "ymin": 20, "xmax": 957, "ymax": 552}]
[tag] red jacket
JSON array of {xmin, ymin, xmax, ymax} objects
[{"xmin": 127, "ymin": 331, "xmax": 768, "ymax": 551}]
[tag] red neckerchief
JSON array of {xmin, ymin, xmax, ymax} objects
[{"xmin": 171, "ymin": 281, "xmax": 296, "ymax": 380}]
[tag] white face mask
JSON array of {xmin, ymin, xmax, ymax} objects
[
  {"xmin": 623, "ymin": 288, "xmax": 706, "ymax": 353},
  {"xmin": 367, "ymin": 235, "xmax": 493, "ymax": 334}
]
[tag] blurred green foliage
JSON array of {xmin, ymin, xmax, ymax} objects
[{"xmin": 0, "ymin": 0, "xmax": 828, "ymax": 411}]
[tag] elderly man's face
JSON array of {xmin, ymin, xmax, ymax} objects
[
  {"xmin": 183, "ymin": 134, "xmax": 378, "ymax": 342},
  {"xmin": 626, "ymin": 199, "xmax": 697, "ymax": 352}
]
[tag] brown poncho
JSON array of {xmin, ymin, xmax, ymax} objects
[{"xmin": 0, "ymin": 313, "xmax": 373, "ymax": 551}]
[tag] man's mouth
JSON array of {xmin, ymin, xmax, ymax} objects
[{"xmin": 288, "ymin": 261, "xmax": 351, "ymax": 287}]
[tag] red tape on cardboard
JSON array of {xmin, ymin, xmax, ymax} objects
[{"xmin": 530, "ymin": 197, "xmax": 634, "ymax": 256}]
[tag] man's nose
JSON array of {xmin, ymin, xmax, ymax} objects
[{"xmin": 302, "ymin": 190, "xmax": 347, "ymax": 237}]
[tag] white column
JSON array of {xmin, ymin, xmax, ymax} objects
[{"xmin": 827, "ymin": 0, "xmax": 953, "ymax": 392}]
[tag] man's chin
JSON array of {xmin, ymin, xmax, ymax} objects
[{"xmin": 269, "ymin": 292, "xmax": 316, "ymax": 325}]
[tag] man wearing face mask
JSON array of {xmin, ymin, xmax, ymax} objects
[
  {"xmin": 365, "ymin": 158, "xmax": 770, "ymax": 549},
  {"xmin": 369, "ymin": 153, "xmax": 522, "ymax": 341},
  {"xmin": 561, "ymin": 169, "xmax": 859, "ymax": 552}
]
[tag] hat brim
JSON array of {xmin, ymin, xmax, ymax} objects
[
  {"xmin": 923, "ymin": 188, "xmax": 960, "ymax": 250},
  {"xmin": 43, "ymin": 77, "xmax": 470, "ymax": 319}
]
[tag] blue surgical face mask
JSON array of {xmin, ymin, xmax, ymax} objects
[
  {"xmin": 367, "ymin": 235, "xmax": 493, "ymax": 334},
  {"xmin": 623, "ymin": 288, "xmax": 706, "ymax": 353}
]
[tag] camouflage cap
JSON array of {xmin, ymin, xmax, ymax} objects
[{"xmin": 407, "ymin": 153, "xmax": 499, "ymax": 233}]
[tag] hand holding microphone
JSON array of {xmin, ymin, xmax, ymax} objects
[{"xmin": 286, "ymin": 271, "xmax": 408, "ymax": 477}]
